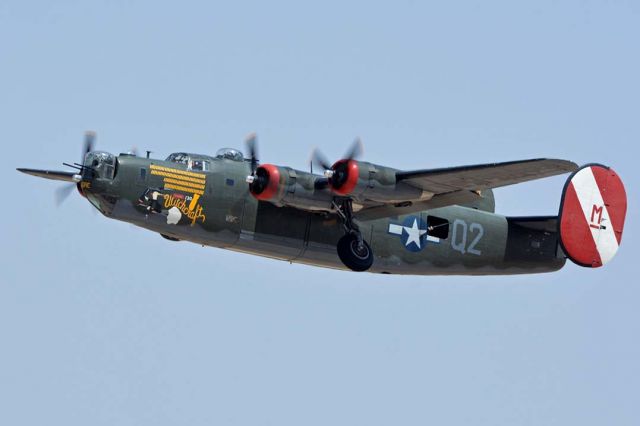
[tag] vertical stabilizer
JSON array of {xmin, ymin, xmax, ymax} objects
[{"xmin": 558, "ymin": 164, "xmax": 627, "ymax": 267}]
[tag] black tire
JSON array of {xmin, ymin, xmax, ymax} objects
[{"xmin": 337, "ymin": 234, "xmax": 374, "ymax": 272}]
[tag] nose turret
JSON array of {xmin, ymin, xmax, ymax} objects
[{"xmin": 83, "ymin": 150, "xmax": 117, "ymax": 180}]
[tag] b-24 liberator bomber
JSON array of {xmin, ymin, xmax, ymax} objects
[{"xmin": 18, "ymin": 132, "xmax": 627, "ymax": 275}]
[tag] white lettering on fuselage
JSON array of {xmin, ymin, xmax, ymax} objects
[{"xmin": 451, "ymin": 219, "xmax": 483, "ymax": 255}]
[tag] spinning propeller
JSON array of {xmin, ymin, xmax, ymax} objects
[
  {"xmin": 18, "ymin": 131, "xmax": 142, "ymax": 206},
  {"xmin": 55, "ymin": 131, "xmax": 97, "ymax": 205},
  {"xmin": 16, "ymin": 131, "xmax": 98, "ymax": 205},
  {"xmin": 244, "ymin": 132, "xmax": 269, "ymax": 194},
  {"xmin": 243, "ymin": 134, "xmax": 365, "ymax": 197},
  {"xmin": 311, "ymin": 138, "xmax": 364, "ymax": 193},
  {"xmin": 245, "ymin": 132, "xmax": 259, "ymax": 177}
]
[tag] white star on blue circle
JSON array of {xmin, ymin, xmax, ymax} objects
[{"xmin": 387, "ymin": 216, "xmax": 431, "ymax": 252}]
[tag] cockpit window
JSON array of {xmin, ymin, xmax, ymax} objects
[
  {"xmin": 165, "ymin": 152, "xmax": 213, "ymax": 171},
  {"xmin": 215, "ymin": 148, "xmax": 244, "ymax": 162},
  {"xmin": 189, "ymin": 159, "xmax": 209, "ymax": 171},
  {"xmin": 165, "ymin": 152, "xmax": 190, "ymax": 164}
]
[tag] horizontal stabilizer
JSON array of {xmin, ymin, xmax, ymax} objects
[{"xmin": 17, "ymin": 168, "xmax": 81, "ymax": 183}]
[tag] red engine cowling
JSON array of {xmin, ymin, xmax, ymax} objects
[
  {"xmin": 327, "ymin": 159, "xmax": 424, "ymax": 202},
  {"xmin": 248, "ymin": 164, "xmax": 334, "ymax": 210},
  {"xmin": 328, "ymin": 159, "xmax": 360, "ymax": 195},
  {"xmin": 248, "ymin": 164, "xmax": 283, "ymax": 201}
]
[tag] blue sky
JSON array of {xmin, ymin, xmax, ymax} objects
[{"xmin": 1, "ymin": 1, "xmax": 638, "ymax": 425}]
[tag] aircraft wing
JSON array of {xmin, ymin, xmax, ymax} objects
[
  {"xmin": 244, "ymin": 150, "xmax": 578, "ymax": 222},
  {"xmin": 396, "ymin": 158, "xmax": 578, "ymax": 194},
  {"xmin": 16, "ymin": 168, "xmax": 80, "ymax": 182}
]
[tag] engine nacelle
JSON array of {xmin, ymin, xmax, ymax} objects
[
  {"xmin": 248, "ymin": 164, "xmax": 333, "ymax": 211},
  {"xmin": 327, "ymin": 159, "xmax": 427, "ymax": 202}
]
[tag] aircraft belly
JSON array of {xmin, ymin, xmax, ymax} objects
[
  {"xmin": 233, "ymin": 203, "xmax": 564, "ymax": 275},
  {"xmin": 108, "ymin": 198, "xmax": 228, "ymax": 246},
  {"xmin": 235, "ymin": 199, "xmax": 308, "ymax": 261}
]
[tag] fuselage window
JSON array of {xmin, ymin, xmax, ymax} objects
[
  {"xmin": 189, "ymin": 160, "xmax": 210, "ymax": 171},
  {"xmin": 139, "ymin": 168, "xmax": 147, "ymax": 182},
  {"xmin": 427, "ymin": 215, "xmax": 449, "ymax": 239}
]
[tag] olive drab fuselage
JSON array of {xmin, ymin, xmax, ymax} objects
[{"xmin": 83, "ymin": 153, "xmax": 566, "ymax": 275}]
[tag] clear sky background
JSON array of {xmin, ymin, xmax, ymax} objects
[{"xmin": 0, "ymin": 1, "xmax": 637, "ymax": 425}]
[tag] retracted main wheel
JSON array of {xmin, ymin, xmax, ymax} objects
[{"xmin": 337, "ymin": 233, "xmax": 374, "ymax": 272}]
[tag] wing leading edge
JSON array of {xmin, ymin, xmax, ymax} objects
[
  {"xmin": 396, "ymin": 158, "xmax": 578, "ymax": 194},
  {"xmin": 17, "ymin": 168, "xmax": 80, "ymax": 182}
]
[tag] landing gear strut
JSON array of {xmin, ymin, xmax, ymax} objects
[{"xmin": 333, "ymin": 199, "xmax": 374, "ymax": 272}]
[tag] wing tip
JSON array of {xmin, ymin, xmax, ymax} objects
[
  {"xmin": 16, "ymin": 168, "xmax": 78, "ymax": 182},
  {"xmin": 17, "ymin": 167, "xmax": 37, "ymax": 176},
  {"xmin": 540, "ymin": 158, "xmax": 580, "ymax": 173}
]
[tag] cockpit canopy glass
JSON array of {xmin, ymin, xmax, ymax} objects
[
  {"xmin": 165, "ymin": 152, "xmax": 212, "ymax": 171},
  {"xmin": 215, "ymin": 148, "xmax": 244, "ymax": 162},
  {"xmin": 85, "ymin": 151, "xmax": 116, "ymax": 179},
  {"xmin": 165, "ymin": 152, "xmax": 190, "ymax": 165}
]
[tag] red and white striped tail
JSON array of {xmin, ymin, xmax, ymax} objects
[{"xmin": 558, "ymin": 164, "xmax": 627, "ymax": 267}]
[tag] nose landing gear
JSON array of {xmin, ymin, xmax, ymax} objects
[{"xmin": 333, "ymin": 199, "xmax": 374, "ymax": 272}]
